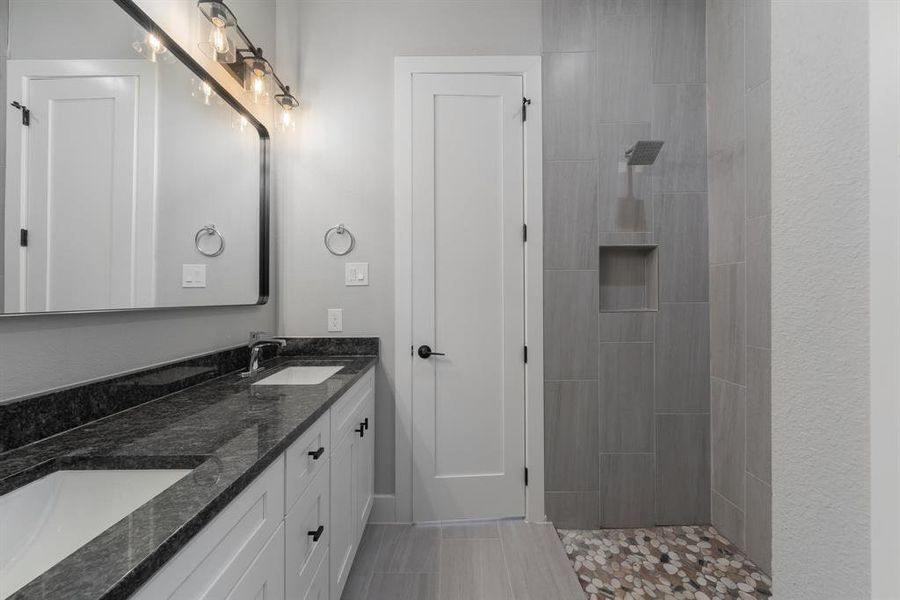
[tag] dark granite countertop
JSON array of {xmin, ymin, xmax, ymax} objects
[{"xmin": 0, "ymin": 354, "xmax": 377, "ymax": 600}]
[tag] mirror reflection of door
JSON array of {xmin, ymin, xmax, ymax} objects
[{"xmin": 4, "ymin": 60, "xmax": 157, "ymax": 313}]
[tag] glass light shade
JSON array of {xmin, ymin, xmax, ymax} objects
[
  {"xmin": 242, "ymin": 56, "xmax": 272, "ymax": 105},
  {"xmin": 278, "ymin": 106, "xmax": 295, "ymax": 132},
  {"xmin": 197, "ymin": 1, "xmax": 238, "ymax": 63}
]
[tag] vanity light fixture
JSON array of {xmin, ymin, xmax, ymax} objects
[
  {"xmin": 275, "ymin": 86, "xmax": 300, "ymax": 132},
  {"xmin": 196, "ymin": 0, "xmax": 300, "ymax": 121},
  {"xmin": 197, "ymin": 0, "xmax": 238, "ymax": 64}
]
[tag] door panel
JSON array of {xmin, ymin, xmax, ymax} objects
[
  {"xmin": 411, "ymin": 73, "xmax": 526, "ymax": 522},
  {"xmin": 27, "ymin": 76, "xmax": 139, "ymax": 312}
]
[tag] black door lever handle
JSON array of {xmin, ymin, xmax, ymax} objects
[
  {"xmin": 307, "ymin": 525, "xmax": 324, "ymax": 541},
  {"xmin": 417, "ymin": 345, "xmax": 446, "ymax": 359}
]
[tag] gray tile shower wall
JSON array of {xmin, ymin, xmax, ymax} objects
[
  {"xmin": 542, "ymin": 0, "xmax": 709, "ymax": 530},
  {"xmin": 707, "ymin": 0, "xmax": 772, "ymax": 574}
]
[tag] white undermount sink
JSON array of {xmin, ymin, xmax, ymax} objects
[
  {"xmin": 252, "ymin": 365, "xmax": 343, "ymax": 386},
  {"xmin": 0, "ymin": 469, "xmax": 191, "ymax": 599}
]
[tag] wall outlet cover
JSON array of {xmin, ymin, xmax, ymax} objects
[
  {"xmin": 182, "ymin": 264, "xmax": 207, "ymax": 288},
  {"xmin": 345, "ymin": 262, "xmax": 369, "ymax": 286},
  {"xmin": 328, "ymin": 308, "xmax": 343, "ymax": 332}
]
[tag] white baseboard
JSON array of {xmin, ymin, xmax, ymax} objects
[{"xmin": 369, "ymin": 494, "xmax": 403, "ymax": 524}]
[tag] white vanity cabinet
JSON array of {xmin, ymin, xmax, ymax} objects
[{"xmin": 129, "ymin": 367, "xmax": 375, "ymax": 600}]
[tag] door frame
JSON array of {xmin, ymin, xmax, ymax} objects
[{"xmin": 393, "ymin": 56, "xmax": 544, "ymax": 524}]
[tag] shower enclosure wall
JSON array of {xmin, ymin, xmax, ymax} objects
[
  {"xmin": 542, "ymin": 0, "xmax": 772, "ymax": 575},
  {"xmin": 543, "ymin": 0, "xmax": 710, "ymax": 528}
]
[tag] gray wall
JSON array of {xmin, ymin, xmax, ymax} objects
[
  {"xmin": 0, "ymin": 0, "xmax": 278, "ymax": 402},
  {"xmin": 543, "ymin": 0, "xmax": 709, "ymax": 528},
  {"xmin": 706, "ymin": 0, "xmax": 771, "ymax": 573},
  {"xmin": 280, "ymin": 0, "xmax": 542, "ymax": 500}
]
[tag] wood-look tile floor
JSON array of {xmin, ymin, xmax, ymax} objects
[{"xmin": 341, "ymin": 520, "xmax": 586, "ymax": 600}]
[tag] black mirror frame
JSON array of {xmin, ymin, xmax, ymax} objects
[{"xmin": 1, "ymin": 0, "xmax": 270, "ymax": 317}]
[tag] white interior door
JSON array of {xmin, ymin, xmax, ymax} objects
[
  {"xmin": 411, "ymin": 73, "xmax": 526, "ymax": 522},
  {"xmin": 4, "ymin": 61, "xmax": 157, "ymax": 313}
]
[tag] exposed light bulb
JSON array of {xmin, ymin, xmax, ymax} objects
[
  {"xmin": 251, "ymin": 74, "xmax": 266, "ymax": 104},
  {"xmin": 210, "ymin": 25, "xmax": 230, "ymax": 55},
  {"xmin": 279, "ymin": 107, "xmax": 295, "ymax": 132}
]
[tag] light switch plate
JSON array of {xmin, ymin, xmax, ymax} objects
[
  {"xmin": 345, "ymin": 262, "xmax": 369, "ymax": 286},
  {"xmin": 182, "ymin": 264, "xmax": 207, "ymax": 288},
  {"xmin": 328, "ymin": 308, "xmax": 343, "ymax": 332}
]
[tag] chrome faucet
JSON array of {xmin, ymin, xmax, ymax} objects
[{"xmin": 241, "ymin": 332, "xmax": 287, "ymax": 378}]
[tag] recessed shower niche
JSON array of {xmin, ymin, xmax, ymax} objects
[{"xmin": 598, "ymin": 244, "xmax": 659, "ymax": 312}]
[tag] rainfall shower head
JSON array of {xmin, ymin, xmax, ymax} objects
[{"xmin": 625, "ymin": 140, "xmax": 665, "ymax": 166}]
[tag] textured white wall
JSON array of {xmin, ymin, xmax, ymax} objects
[
  {"xmin": 771, "ymin": 1, "xmax": 870, "ymax": 596},
  {"xmin": 0, "ymin": 0, "xmax": 279, "ymax": 402},
  {"xmin": 869, "ymin": 0, "xmax": 900, "ymax": 596},
  {"xmin": 279, "ymin": 0, "xmax": 541, "ymax": 495}
]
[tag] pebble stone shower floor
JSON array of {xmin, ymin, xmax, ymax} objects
[{"xmin": 558, "ymin": 526, "xmax": 773, "ymax": 600}]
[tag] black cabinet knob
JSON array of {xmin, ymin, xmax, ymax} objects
[
  {"xmin": 307, "ymin": 525, "xmax": 324, "ymax": 542},
  {"xmin": 308, "ymin": 446, "xmax": 325, "ymax": 460},
  {"xmin": 417, "ymin": 345, "xmax": 446, "ymax": 359}
]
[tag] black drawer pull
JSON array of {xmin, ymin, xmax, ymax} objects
[
  {"xmin": 308, "ymin": 446, "xmax": 325, "ymax": 460},
  {"xmin": 363, "ymin": 417, "xmax": 369, "ymax": 431},
  {"xmin": 355, "ymin": 424, "xmax": 365, "ymax": 438},
  {"xmin": 307, "ymin": 525, "xmax": 324, "ymax": 542}
]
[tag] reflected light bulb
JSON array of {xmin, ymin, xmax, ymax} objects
[
  {"xmin": 200, "ymin": 81, "xmax": 213, "ymax": 105},
  {"xmin": 239, "ymin": 115, "xmax": 249, "ymax": 132},
  {"xmin": 147, "ymin": 33, "xmax": 164, "ymax": 61}
]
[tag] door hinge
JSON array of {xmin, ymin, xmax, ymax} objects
[
  {"xmin": 524, "ymin": 467, "xmax": 529, "ymax": 486},
  {"xmin": 522, "ymin": 97, "xmax": 531, "ymax": 122},
  {"xmin": 19, "ymin": 229, "xmax": 28, "ymax": 247},
  {"xmin": 522, "ymin": 223, "xmax": 527, "ymax": 242},
  {"xmin": 523, "ymin": 345, "xmax": 528, "ymax": 363},
  {"xmin": 10, "ymin": 101, "xmax": 30, "ymax": 126}
]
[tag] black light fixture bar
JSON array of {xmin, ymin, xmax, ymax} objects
[{"xmin": 198, "ymin": 0, "xmax": 298, "ymax": 107}]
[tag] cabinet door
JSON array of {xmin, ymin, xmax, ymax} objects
[
  {"xmin": 301, "ymin": 549, "xmax": 330, "ymax": 600},
  {"xmin": 354, "ymin": 393, "xmax": 375, "ymax": 537},
  {"xmin": 330, "ymin": 430, "xmax": 357, "ymax": 600},
  {"xmin": 224, "ymin": 524, "xmax": 285, "ymax": 600}
]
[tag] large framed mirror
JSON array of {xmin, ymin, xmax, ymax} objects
[{"xmin": 1, "ymin": 0, "xmax": 269, "ymax": 316}]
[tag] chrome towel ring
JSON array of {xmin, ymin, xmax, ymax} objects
[
  {"xmin": 324, "ymin": 223, "xmax": 355, "ymax": 256},
  {"xmin": 195, "ymin": 224, "xmax": 226, "ymax": 257}
]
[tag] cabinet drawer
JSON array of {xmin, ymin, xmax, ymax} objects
[
  {"xmin": 285, "ymin": 412, "xmax": 330, "ymax": 514},
  {"xmin": 285, "ymin": 461, "xmax": 330, "ymax": 599},
  {"xmin": 330, "ymin": 368, "xmax": 374, "ymax": 445},
  {"xmin": 130, "ymin": 456, "xmax": 285, "ymax": 600},
  {"xmin": 225, "ymin": 524, "xmax": 285, "ymax": 600}
]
